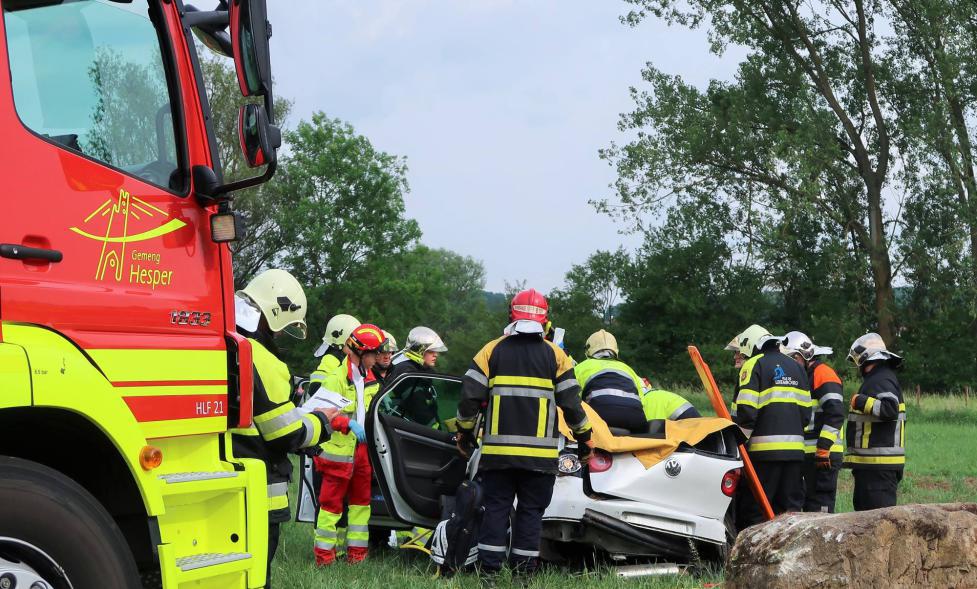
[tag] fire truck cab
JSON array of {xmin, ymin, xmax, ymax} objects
[{"xmin": 0, "ymin": 1, "xmax": 279, "ymax": 587}]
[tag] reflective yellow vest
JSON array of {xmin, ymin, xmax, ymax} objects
[
  {"xmin": 573, "ymin": 357, "xmax": 645, "ymax": 404},
  {"xmin": 231, "ymin": 338, "xmax": 330, "ymax": 520},
  {"xmin": 317, "ymin": 357, "xmax": 381, "ymax": 462},
  {"xmin": 641, "ymin": 389, "xmax": 696, "ymax": 421}
]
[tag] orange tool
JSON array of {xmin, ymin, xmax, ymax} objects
[{"xmin": 688, "ymin": 345, "xmax": 775, "ymax": 521}]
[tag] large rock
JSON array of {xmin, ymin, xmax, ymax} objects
[{"xmin": 726, "ymin": 503, "xmax": 977, "ymax": 588}]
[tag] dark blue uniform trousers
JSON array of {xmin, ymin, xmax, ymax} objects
[{"xmin": 476, "ymin": 468, "xmax": 555, "ymax": 573}]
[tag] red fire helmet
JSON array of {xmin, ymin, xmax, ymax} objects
[
  {"xmin": 510, "ymin": 288, "xmax": 549, "ymax": 324},
  {"xmin": 347, "ymin": 324, "xmax": 386, "ymax": 354}
]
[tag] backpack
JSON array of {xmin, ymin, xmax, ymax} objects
[{"xmin": 430, "ymin": 478, "xmax": 484, "ymax": 574}]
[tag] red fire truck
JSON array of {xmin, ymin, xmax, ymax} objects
[{"xmin": 0, "ymin": 1, "xmax": 281, "ymax": 587}]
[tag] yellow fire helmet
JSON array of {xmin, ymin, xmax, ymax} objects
[
  {"xmin": 585, "ymin": 329, "xmax": 619, "ymax": 358},
  {"xmin": 315, "ymin": 313, "xmax": 361, "ymax": 356},
  {"xmin": 735, "ymin": 324, "xmax": 783, "ymax": 357},
  {"xmin": 236, "ymin": 269, "xmax": 308, "ymax": 339}
]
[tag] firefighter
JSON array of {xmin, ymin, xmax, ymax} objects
[
  {"xmin": 640, "ymin": 386, "xmax": 701, "ymax": 421},
  {"xmin": 386, "ymin": 326, "xmax": 447, "ymax": 382},
  {"xmin": 573, "ymin": 329, "xmax": 649, "ymax": 433},
  {"xmin": 373, "ymin": 330, "xmax": 397, "ymax": 385},
  {"xmin": 231, "ymin": 269, "xmax": 347, "ymax": 589},
  {"xmin": 457, "ymin": 288, "xmax": 593, "ymax": 578},
  {"xmin": 782, "ymin": 331, "xmax": 845, "ymax": 513},
  {"xmin": 309, "ymin": 314, "xmax": 361, "ymax": 395},
  {"xmin": 844, "ymin": 333, "xmax": 906, "ymax": 511},
  {"xmin": 726, "ymin": 336, "xmax": 747, "ymax": 369},
  {"xmin": 313, "ymin": 324, "xmax": 386, "ymax": 565},
  {"xmin": 732, "ymin": 324, "xmax": 812, "ymax": 527},
  {"xmin": 384, "ymin": 326, "xmax": 447, "ymax": 427}
]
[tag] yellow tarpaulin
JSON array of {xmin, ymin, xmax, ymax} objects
[{"xmin": 558, "ymin": 403, "xmax": 739, "ymax": 469}]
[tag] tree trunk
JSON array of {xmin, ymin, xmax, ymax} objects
[{"xmin": 866, "ymin": 181, "xmax": 898, "ymax": 344}]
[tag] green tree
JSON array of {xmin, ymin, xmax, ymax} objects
[
  {"xmin": 886, "ymin": 0, "xmax": 977, "ymax": 382},
  {"xmin": 605, "ymin": 0, "xmax": 904, "ymax": 345},
  {"xmin": 197, "ymin": 56, "xmax": 294, "ymax": 283},
  {"xmin": 272, "ymin": 113, "xmax": 421, "ymax": 285},
  {"xmin": 548, "ymin": 249, "xmax": 627, "ymax": 359},
  {"xmin": 320, "ymin": 245, "xmax": 499, "ymax": 375},
  {"xmin": 613, "ymin": 195, "xmax": 776, "ymax": 388}
]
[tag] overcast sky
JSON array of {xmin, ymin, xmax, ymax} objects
[{"xmin": 267, "ymin": 1, "xmax": 742, "ymax": 292}]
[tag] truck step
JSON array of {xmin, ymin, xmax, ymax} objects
[
  {"xmin": 159, "ymin": 471, "xmax": 238, "ymax": 483},
  {"xmin": 175, "ymin": 552, "xmax": 251, "ymax": 572}
]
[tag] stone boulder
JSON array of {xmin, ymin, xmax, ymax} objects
[{"xmin": 725, "ymin": 503, "xmax": 977, "ymax": 589}]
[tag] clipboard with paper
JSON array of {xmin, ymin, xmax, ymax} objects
[{"xmin": 300, "ymin": 388, "xmax": 353, "ymax": 413}]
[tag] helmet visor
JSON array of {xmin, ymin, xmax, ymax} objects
[{"xmin": 282, "ymin": 321, "xmax": 308, "ymax": 340}]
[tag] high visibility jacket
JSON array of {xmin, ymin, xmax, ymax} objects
[
  {"xmin": 316, "ymin": 357, "xmax": 381, "ymax": 462},
  {"xmin": 573, "ymin": 357, "xmax": 644, "ymax": 410},
  {"xmin": 805, "ymin": 360, "xmax": 845, "ymax": 456},
  {"xmin": 641, "ymin": 389, "xmax": 700, "ymax": 421},
  {"xmin": 231, "ymin": 338, "xmax": 332, "ymax": 522},
  {"xmin": 732, "ymin": 351, "xmax": 812, "ymax": 462},
  {"xmin": 844, "ymin": 364, "xmax": 905, "ymax": 471},
  {"xmin": 458, "ymin": 333, "xmax": 592, "ymax": 473},
  {"xmin": 308, "ymin": 347, "xmax": 344, "ymax": 396}
]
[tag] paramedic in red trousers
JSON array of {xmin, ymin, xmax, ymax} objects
[
  {"xmin": 782, "ymin": 331, "xmax": 845, "ymax": 513},
  {"xmin": 313, "ymin": 324, "xmax": 386, "ymax": 565},
  {"xmin": 844, "ymin": 333, "xmax": 906, "ymax": 510},
  {"xmin": 456, "ymin": 289, "xmax": 594, "ymax": 579}
]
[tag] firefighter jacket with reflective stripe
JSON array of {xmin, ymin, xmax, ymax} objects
[
  {"xmin": 805, "ymin": 360, "xmax": 845, "ymax": 456},
  {"xmin": 308, "ymin": 348, "xmax": 344, "ymax": 396},
  {"xmin": 458, "ymin": 333, "xmax": 592, "ymax": 474},
  {"xmin": 732, "ymin": 351, "xmax": 813, "ymax": 462},
  {"xmin": 573, "ymin": 357, "xmax": 644, "ymax": 409},
  {"xmin": 641, "ymin": 389, "xmax": 699, "ymax": 421},
  {"xmin": 316, "ymin": 357, "xmax": 380, "ymax": 462},
  {"xmin": 231, "ymin": 338, "xmax": 332, "ymax": 522},
  {"xmin": 844, "ymin": 364, "xmax": 905, "ymax": 471}
]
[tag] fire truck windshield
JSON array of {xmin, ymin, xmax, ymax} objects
[{"xmin": 3, "ymin": 0, "xmax": 186, "ymax": 192}]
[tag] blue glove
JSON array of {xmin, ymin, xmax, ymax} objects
[{"xmin": 349, "ymin": 420, "xmax": 366, "ymax": 443}]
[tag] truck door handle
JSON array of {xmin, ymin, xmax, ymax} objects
[{"xmin": 0, "ymin": 243, "xmax": 63, "ymax": 263}]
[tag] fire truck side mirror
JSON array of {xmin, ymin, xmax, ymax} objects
[
  {"xmin": 238, "ymin": 103, "xmax": 280, "ymax": 168},
  {"xmin": 229, "ymin": 0, "xmax": 272, "ymax": 98}
]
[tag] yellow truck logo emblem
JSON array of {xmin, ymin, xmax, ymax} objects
[{"xmin": 70, "ymin": 189, "xmax": 185, "ymax": 288}]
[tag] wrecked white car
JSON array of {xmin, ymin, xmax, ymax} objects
[{"xmin": 298, "ymin": 372, "xmax": 743, "ymax": 565}]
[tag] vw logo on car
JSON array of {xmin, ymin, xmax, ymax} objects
[{"xmin": 664, "ymin": 458, "xmax": 682, "ymax": 478}]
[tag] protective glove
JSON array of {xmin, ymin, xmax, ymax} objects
[
  {"xmin": 330, "ymin": 415, "xmax": 351, "ymax": 435},
  {"xmin": 575, "ymin": 429, "xmax": 595, "ymax": 462},
  {"xmin": 348, "ymin": 420, "xmax": 367, "ymax": 443},
  {"xmin": 576, "ymin": 442, "xmax": 594, "ymax": 463},
  {"xmin": 456, "ymin": 428, "xmax": 477, "ymax": 458},
  {"xmin": 815, "ymin": 447, "xmax": 832, "ymax": 470}
]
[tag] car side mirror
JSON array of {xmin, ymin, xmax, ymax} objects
[
  {"xmin": 229, "ymin": 0, "xmax": 272, "ymax": 97},
  {"xmin": 238, "ymin": 103, "xmax": 280, "ymax": 168}
]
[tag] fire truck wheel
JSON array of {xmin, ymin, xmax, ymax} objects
[{"xmin": 0, "ymin": 456, "xmax": 141, "ymax": 589}]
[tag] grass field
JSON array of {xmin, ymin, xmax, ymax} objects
[{"xmin": 272, "ymin": 391, "xmax": 977, "ymax": 588}]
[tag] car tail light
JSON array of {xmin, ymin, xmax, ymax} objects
[
  {"xmin": 588, "ymin": 449, "xmax": 613, "ymax": 473},
  {"xmin": 721, "ymin": 468, "xmax": 741, "ymax": 497}
]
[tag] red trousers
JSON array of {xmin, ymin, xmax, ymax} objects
[{"xmin": 314, "ymin": 444, "xmax": 372, "ymax": 559}]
